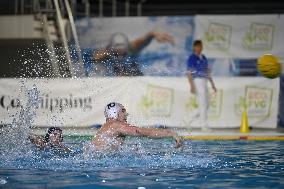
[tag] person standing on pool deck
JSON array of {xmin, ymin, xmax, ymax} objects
[
  {"xmin": 91, "ymin": 102, "xmax": 183, "ymax": 151},
  {"xmin": 187, "ymin": 40, "xmax": 217, "ymax": 132}
]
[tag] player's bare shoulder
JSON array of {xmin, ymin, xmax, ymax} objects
[
  {"xmin": 99, "ymin": 120, "xmax": 123, "ymax": 135},
  {"xmin": 108, "ymin": 120, "xmax": 126, "ymax": 132}
]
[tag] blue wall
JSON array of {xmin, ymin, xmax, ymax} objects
[{"xmin": 278, "ymin": 75, "xmax": 284, "ymax": 128}]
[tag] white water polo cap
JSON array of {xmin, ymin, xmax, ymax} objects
[{"xmin": 104, "ymin": 102, "xmax": 124, "ymax": 119}]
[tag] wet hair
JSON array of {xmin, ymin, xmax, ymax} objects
[
  {"xmin": 193, "ymin": 40, "xmax": 203, "ymax": 47},
  {"xmin": 45, "ymin": 127, "xmax": 63, "ymax": 143}
]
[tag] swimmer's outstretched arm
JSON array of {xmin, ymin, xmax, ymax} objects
[
  {"xmin": 130, "ymin": 31, "xmax": 175, "ymax": 53},
  {"xmin": 137, "ymin": 127, "xmax": 183, "ymax": 148},
  {"xmin": 117, "ymin": 123, "xmax": 183, "ymax": 148}
]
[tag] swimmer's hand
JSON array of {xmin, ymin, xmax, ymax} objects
[
  {"xmin": 150, "ymin": 31, "xmax": 175, "ymax": 45},
  {"xmin": 28, "ymin": 133, "xmax": 46, "ymax": 148},
  {"xmin": 173, "ymin": 135, "xmax": 183, "ymax": 148}
]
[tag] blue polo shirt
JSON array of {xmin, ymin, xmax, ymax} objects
[{"xmin": 187, "ymin": 53, "xmax": 209, "ymax": 78}]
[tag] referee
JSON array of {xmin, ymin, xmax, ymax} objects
[{"xmin": 187, "ymin": 40, "xmax": 217, "ymax": 131}]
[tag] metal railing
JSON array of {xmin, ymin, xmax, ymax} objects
[
  {"xmin": 13, "ymin": 0, "xmax": 85, "ymax": 77},
  {"xmin": 53, "ymin": 0, "xmax": 74, "ymax": 77},
  {"xmin": 64, "ymin": 0, "xmax": 85, "ymax": 76},
  {"xmin": 41, "ymin": 14, "xmax": 60, "ymax": 77},
  {"xmin": 13, "ymin": 0, "xmax": 148, "ymax": 17}
]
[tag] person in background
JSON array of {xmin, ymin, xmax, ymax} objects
[
  {"xmin": 28, "ymin": 127, "xmax": 70, "ymax": 152},
  {"xmin": 93, "ymin": 31, "xmax": 174, "ymax": 76},
  {"xmin": 187, "ymin": 40, "xmax": 217, "ymax": 132},
  {"xmin": 91, "ymin": 102, "xmax": 183, "ymax": 151}
]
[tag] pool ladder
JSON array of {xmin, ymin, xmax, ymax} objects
[{"xmin": 22, "ymin": 0, "xmax": 85, "ymax": 77}]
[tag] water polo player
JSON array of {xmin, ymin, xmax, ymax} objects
[
  {"xmin": 28, "ymin": 127, "xmax": 70, "ymax": 152},
  {"xmin": 91, "ymin": 102, "xmax": 183, "ymax": 151}
]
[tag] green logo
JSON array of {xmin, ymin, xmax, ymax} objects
[
  {"xmin": 185, "ymin": 89, "xmax": 223, "ymax": 119},
  {"xmin": 138, "ymin": 85, "xmax": 173, "ymax": 117},
  {"xmin": 242, "ymin": 23, "xmax": 275, "ymax": 51},
  {"xmin": 235, "ymin": 86, "xmax": 273, "ymax": 117},
  {"xmin": 204, "ymin": 22, "xmax": 232, "ymax": 51},
  {"xmin": 185, "ymin": 95, "xmax": 198, "ymax": 111}
]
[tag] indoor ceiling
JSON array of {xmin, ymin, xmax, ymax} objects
[{"xmin": 0, "ymin": 0, "xmax": 283, "ymax": 16}]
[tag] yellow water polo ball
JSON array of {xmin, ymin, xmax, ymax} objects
[{"xmin": 257, "ymin": 54, "xmax": 281, "ymax": 79}]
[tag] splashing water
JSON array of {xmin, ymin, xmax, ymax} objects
[
  {"xmin": 2, "ymin": 46, "xmax": 284, "ymax": 188},
  {"xmin": 0, "ymin": 79, "xmax": 218, "ymax": 172},
  {"xmin": 1, "ymin": 139, "xmax": 284, "ymax": 188},
  {"xmin": 0, "ymin": 82, "xmax": 41, "ymax": 158},
  {"xmin": 0, "ymin": 88, "xmax": 284, "ymax": 189}
]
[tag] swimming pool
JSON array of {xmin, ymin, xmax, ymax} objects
[{"xmin": 0, "ymin": 138, "xmax": 284, "ymax": 189}]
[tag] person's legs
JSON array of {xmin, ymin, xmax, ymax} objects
[
  {"xmin": 184, "ymin": 80, "xmax": 200, "ymax": 128},
  {"xmin": 183, "ymin": 106, "xmax": 199, "ymax": 128},
  {"xmin": 195, "ymin": 78, "xmax": 211, "ymax": 131}
]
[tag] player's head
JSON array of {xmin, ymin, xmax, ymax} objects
[
  {"xmin": 45, "ymin": 127, "xmax": 63, "ymax": 144},
  {"xmin": 108, "ymin": 33, "xmax": 130, "ymax": 56},
  {"xmin": 104, "ymin": 102, "xmax": 128, "ymax": 122},
  {"xmin": 193, "ymin": 40, "xmax": 203, "ymax": 55}
]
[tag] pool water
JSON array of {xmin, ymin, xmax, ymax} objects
[{"xmin": 0, "ymin": 138, "xmax": 284, "ymax": 189}]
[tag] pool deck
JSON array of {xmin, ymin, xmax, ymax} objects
[
  {"xmin": 26, "ymin": 127, "xmax": 284, "ymax": 141},
  {"xmin": 177, "ymin": 128, "xmax": 284, "ymax": 140}
]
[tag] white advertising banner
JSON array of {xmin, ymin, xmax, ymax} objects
[
  {"xmin": 195, "ymin": 15, "xmax": 284, "ymax": 58},
  {"xmin": 76, "ymin": 16, "xmax": 194, "ymax": 76},
  {"xmin": 0, "ymin": 77, "xmax": 279, "ymax": 128}
]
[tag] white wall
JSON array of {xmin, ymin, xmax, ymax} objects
[{"xmin": 0, "ymin": 15, "xmax": 36, "ymax": 39}]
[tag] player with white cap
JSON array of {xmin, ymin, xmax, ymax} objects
[
  {"xmin": 92, "ymin": 102, "xmax": 183, "ymax": 151},
  {"xmin": 104, "ymin": 102, "xmax": 126, "ymax": 120}
]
